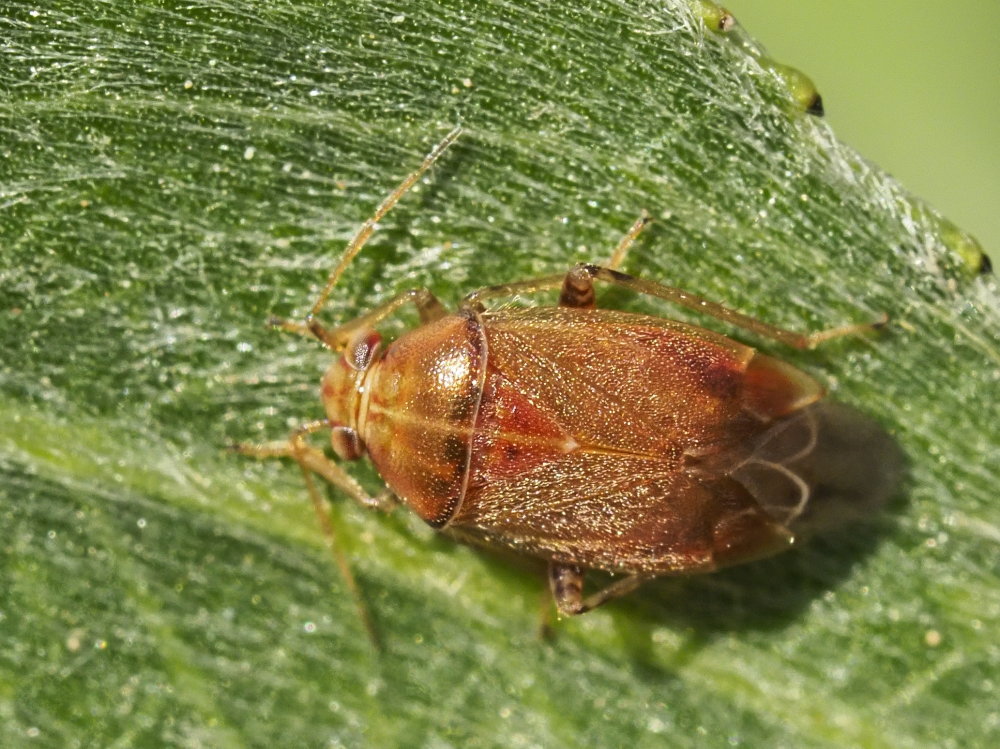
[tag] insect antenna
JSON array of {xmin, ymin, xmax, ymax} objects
[{"xmin": 305, "ymin": 127, "xmax": 463, "ymax": 347}]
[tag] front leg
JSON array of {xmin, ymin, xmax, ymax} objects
[
  {"xmin": 230, "ymin": 420, "xmax": 396, "ymax": 647},
  {"xmin": 548, "ymin": 562, "xmax": 650, "ymax": 616},
  {"xmin": 230, "ymin": 419, "xmax": 395, "ymax": 512}
]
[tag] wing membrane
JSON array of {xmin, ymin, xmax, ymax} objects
[{"xmin": 449, "ymin": 307, "xmax": 792, "ymax": 572}]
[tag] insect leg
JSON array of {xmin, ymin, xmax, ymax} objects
[
  {"xmin": 570, "ymin": 264, "xmax": 886, "ymax": 349},
  {"xmin": 304, "ymin": 127, "xmax": 462, "ymax": 342},
  {"xmin": 229, "ymin": 420, "xmax": 396, "ymax": 512},
  {"xmin": 461, "ymin": 273, "xmax": 567, "ymax": 311},
  {"xmin": 561, "ymin": 212, "xmax": 653, "ymax": 307},
  {"xmin": 462, "ymin": 213, "xmax": 655, "ymax": 310},
  {"xmin": 231, "ymin": 420, "xmax": 396, "ymax": 647},
  {"xmin": 548, "ymin": 562, "xmax": 650, "ymax": 616},
  {"xmin": 296, "ymin": 461, "xmax": 382, "ymax": 648},
  {"xmin": 558, "ymin": 265, "xmax": 599, "ymax": 308},
  {"xmin": 606, "ymin": 211, "xmax": 652, "ymax": 271}
]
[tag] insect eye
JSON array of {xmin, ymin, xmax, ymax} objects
[
  {"xmin": 330, "ymin": 426, "xmax": 365, "ymax": 460},
  {"xmin": 344, "ymin": 330, "xmax": 382, "ymax": 371}
]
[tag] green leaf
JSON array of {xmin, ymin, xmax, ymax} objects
[{"xmin": 2, "ymin": 1, "xmax": 997, "ymax": 747}]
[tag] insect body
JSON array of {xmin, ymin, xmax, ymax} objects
[{"xmin": 237, "ymin": 128, "xmax": 881, "ymax": 619}]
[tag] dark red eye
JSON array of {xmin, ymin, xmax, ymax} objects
[
  {"xmin": 344, "ymin": 330, "xmax": 382, "ymax": 371},
  {"xmin": 330, "ymin": 426, "xmax": 365, "ymax": 460}
]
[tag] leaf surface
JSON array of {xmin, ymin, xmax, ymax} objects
[{"xmin": 2, "ymin": 2, "xmax": 997, "ymax": 747}]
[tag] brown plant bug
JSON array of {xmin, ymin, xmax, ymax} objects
[{"xmin": 234, "ymin": 127, "xmax": 887, "ymax": 633}]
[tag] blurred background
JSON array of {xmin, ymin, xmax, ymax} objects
[{"xmin": 734, "ymin": 0, "xmax": 999, "ymax": 259}]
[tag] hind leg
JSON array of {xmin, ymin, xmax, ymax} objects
[{"xmin": 548, "ymin": 562, "xmax": 650, "ymax": 616}]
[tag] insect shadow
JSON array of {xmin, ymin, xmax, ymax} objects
[
  {"xmin": 596, "ymin": 400, "xmax": 907, "ymax": 660},
  {"xmin": 444, "ymin": 401, "xmax": 906, "ymax": 657}
]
